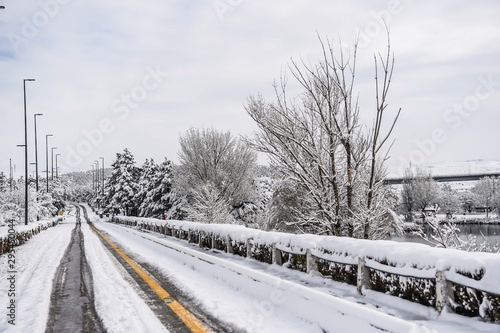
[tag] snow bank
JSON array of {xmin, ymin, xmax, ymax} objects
[{"xmin": 0, "ymin": 216, "xmax": 63, "ymax": 255}]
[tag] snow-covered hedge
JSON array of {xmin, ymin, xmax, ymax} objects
[
  {"xmin": 112, "ymin": 216, "xmax": 500, "ymax": 322},
  {"xmin": 0, "ymin": 216, "xmax": 63, "ymax": 255}
]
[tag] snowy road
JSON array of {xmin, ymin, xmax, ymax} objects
[{"xmin": 45, "ymin": 205, "xmax": 104, "ymax": 332}]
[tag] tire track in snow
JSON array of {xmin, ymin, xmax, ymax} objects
[
  {"xmin": 45, "ymin": 205, "xmax": 104, "ymax": 332},
  {"xmin": 0, "ymin": 207, "xmax": 75, "ymax": 331},
  {"xmin": 79, "ymin": 205, "xmax": 170, "ymax": 332}
]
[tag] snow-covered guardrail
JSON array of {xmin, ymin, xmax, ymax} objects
[
  {"xmin": 0, "ymin": 216, "xmax": 63, "ymax": 256},
  {"xmin": 112, "ymin": 216, "xmax": 500, "ymax": 322}
]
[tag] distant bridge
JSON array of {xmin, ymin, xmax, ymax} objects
[{"xmin": 383, "ymin": 172, "xmax": 500, "ymax": 185}]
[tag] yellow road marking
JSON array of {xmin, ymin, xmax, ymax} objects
[{"xmin": 89, "ymin": 224, "xmax": 211, "ymax": 333}]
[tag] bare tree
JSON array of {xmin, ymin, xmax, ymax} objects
[
  {"xmin": 400, "ymin": 168, "xmax": 415, "ymax": 221},
  {"xmin": 402, "ymin": 167, "xmax": 440, "ymax": 220},
  {"xmin": 176, "ymin": 127, "xmax": 257, "ymax": 223},
  {"xmin": 471, "ymin": 176, "xmax": 498, "ymax": 218},
  {"xmin": 182, "ymin": 182, "xmax": 234, "ymax": 224},
  {"xmin": 437, "ymin": 184, "xmax": 461, "ymax": 218},
  {"xmin": 245, "ymin": 35, "xmax": 401, "ymax": 239}
]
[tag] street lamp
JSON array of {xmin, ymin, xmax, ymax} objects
[
  {"xmin": 95, "ymin": 160, "xmax": 100, "ymax": 196},
  {"xmin": 51, "ymin": 147, "xmax": 57, "ymax": 180},
  {"xmin": 45, "ymin": 134, "xmax": 53, "ymax": 192},
  {"xmin": 29, "ymin": 162, "xmax": 37, "ymax": 191},
  {"xmin": 34, "ymin": 113, "xmax": 43, "ymax": 191},
  {"xmin": 22, "ymin": 78, "xmax": 35, "ymax": 225},
  {"xmin": 16, "ymin": 144, "xmax": 28, "ymax": 225},
  {"xmin": 55, "ymin": 153, "xmax": 61, "ymax": 178},
  {"xmin": 91, "ymin": 164, "xmax": 95, "ymax": 194},
  {"xmin": 9, "ymin": 158, "xmax": 12, "ymax": 191},
  {"xmin": 99, "ymin": 156, "xmax": 105, "ymax": 196}
]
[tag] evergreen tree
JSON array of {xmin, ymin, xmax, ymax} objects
[
  {"xmin": 139, "ymin": 158, "xmax": 174, "ymax": 217},
  {"xmin": 0, "ymin": 172, "xmax": 7, "ymax": 192},
  {"xmin": 107, "ymin": 148, "xmax": 140, "ymax": 215},
  {"xmin": 165, "ymin": 190, "xmax": 186, "ymax": 220},
  {"xmin": 135, "ymin": 158, "xmax": 158, "ymax": 217}
]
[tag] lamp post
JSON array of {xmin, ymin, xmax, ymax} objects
[
  {"xmin": 23, "ymin": 78, "xmax": 35, "ymax": 225},
  {"xmin": 99, "ymin": 157, "xmax": 105, "ymax": 196},
  {"xmin": 9, "ymin": 158, "xmax": 12, "ymax": 191},
  {"xmin": 95, "ymin": 160, "xmax": 100, "ymax": 196},
  {"xmin": 34, "ymin": 113, "xmax": 43, "ymax": 191},
  {"xmin": 16, "ymin": 144, "xmax": 27, "ymax": 224},
  {"xmin": 55, "ymin": 154, "xmax": 60, "ymax": 178},
  {"xmin": 51, "ymin": 147, "xmax": 57, "ymax": 180},
  {"xmin": 45, "ymin": 134, "xmax": 53, "ymax": 192},
  {"xmin": 91, "ymin": 164, "xmax": 95, "ymax": 194}
]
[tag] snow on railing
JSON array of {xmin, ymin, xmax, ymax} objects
[
  {"xmin": 0, "ymin": 216, "xmax": 63, "ymax": 256},
  {"xmin": 112, "ymin": 215, "xmax": 500, "ymax": 322}
]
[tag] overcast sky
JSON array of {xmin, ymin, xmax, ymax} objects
[{"xmin": 1, "ymin": 0, "xmax": 499, "ymax": 178}]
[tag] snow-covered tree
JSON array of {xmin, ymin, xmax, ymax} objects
[
  {"xmin": 400, "ymin": 168, "xmax": 416, "ymax": 221},
  {"xmin": 459, "ymin": 190, "xmax": 475, "ymax": 213},
  {"xmin": 401, "ymin": 168, "xmax": 440, "ymax": 219},
  {"xmin": 0, "ymin": 172, "xmax": 7, "ymax": 192},
  {"xmin": 437, "ymin": 184, "xmax": 462, "ymax": 218},
  {"xmin": 0, "ymin": 190, "xmax": 21, "ymax": 226},
  {"xmin": 137, "ymin": 158, "xmax": 174, "ymax": 218},
  {"xmin": 266, "ymin": 177, "xmax": 316, "ymax": 233},
  {"xmin": 244, "ymin": 36, "xmax": 401, "ymax": 239},
  {"xmin": 164, "ymin": 190, "xmax": 187, "ymax": 220},
  {"xmin": 471, "ymin": 177, "xmax": 498, "ymax": 218},
  {"xmin": 176, "ymin": 127, "xmax": 257, "ymax": 224},
  {"xmin": 0, "ymin": 184, "xmax": 56, "ymax": 225},
  {"xmin": 135, "ymin": 158, "xmax": 157, "ymax": 216},
  {"xmin": 251, "ymin": 175, "xmax": 275, "ymax": 229},
  {"xmin": 183, "ymin": 182, "xmax": 234, "ymax": 224},
  {"xmin": 106, "ymin": 148, "xmax": 140, "ymax": 215}
]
